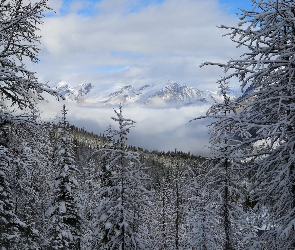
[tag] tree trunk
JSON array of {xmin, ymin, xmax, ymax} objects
[{"xmin": 224, "ymin": 157, "xmax": 232, "ymax": 250}]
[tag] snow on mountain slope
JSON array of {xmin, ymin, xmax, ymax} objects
[
  {"xmin": 50, "ymin": 81, "xmax": 230, "ymax": 108},
  {"xmin": 52, "ymin": 82, "xmax": 94, "ymax": 102}
]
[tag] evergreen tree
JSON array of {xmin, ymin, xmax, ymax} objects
[
  {"xmin": 9, "ymin": 116, "xmax": 45, "ymax": 249},
  {"xmin": 153, "ymin": 179, "xmax": 175, "ymax": 249},
  {"xmin": 47, "ymin": 105, "xmax": 81, "ymax": 249},
  {"xmin": 152, "ymin": 155, "xmax": 192, "ymax": 250},
  {"xmin": 0, "ymin": 107, "xmax": 43, "ymax": 249},
  {"xmin": 201, "ymin": 0, "xmax": 295, "ymax": 247},
  {"xmin": 191, "ymin": 83, "xmax": 247, "ymax": 249},
  {"xmin": 92, "ymin": 104, "xmax": 152, "ymax": 249},
  {"xmin": 78, "ymin": 135, "xmax": 103, "ymax": 249},
  {"xmin": 79, "ymin": 157, "xmax": 99, "ymax": 249},
  {"xmin": 0, "ymin": 143, "xmax": 25, "ymax": 249},
  {"xmin": 0, "ymin": 0, "xmax": 59, "ymax": 246}
]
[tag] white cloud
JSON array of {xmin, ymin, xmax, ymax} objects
[
  {"xmin": 33, "ymin": 0, "xmax": 242, "ymax": 89},
  {"xmin": 32, "ymin": 0, "xmax": 246, "ymax": 155},
  {"xmin": 48, "ymin": 0, "xmax": 63, "ymax": 12},
  {"xmin": 37, "ymin": 97, "xmax": 211, "ymax": 155}
]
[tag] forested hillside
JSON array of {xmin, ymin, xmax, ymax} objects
[
  {"xmin": 1, "ymin": 0, "xmax": 295, "ymax": 249},
  {"xmin": 0, "ymin": 103, "xmax": 205, "ymax": 248}
]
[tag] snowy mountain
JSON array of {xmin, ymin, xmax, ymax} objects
[
  {"xmin": 52, "ymin": 82, "xmax": 94, "ymax": 101},
  {"xmin": 51, "ymin": 81, "xmax": 230, "ymax": 108}
]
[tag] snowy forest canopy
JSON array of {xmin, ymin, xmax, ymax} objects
[{"xmin": 1, "ymin": 0, "xmax": 295, "ymax": 249}]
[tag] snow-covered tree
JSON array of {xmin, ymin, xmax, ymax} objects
[
  {"xmin": 152, "ymin": 155, "xmax": 193, "ymax": 250},
  {"xmin": 0, "ymin": 1, "xmax": 60, "ymax": 245},
  {"xmin": 0, "ymin": 105, "xmax": 29, "ymax": 249},
  {"xmin": 8, "ymin": 115, "xmax": 49, "ymax": 249},
  {"xmin": 153, "ymin": 178, "xmax": 175, "ymax": 249},
  {"xmin": 0, "ymin": 144, "xmax": 25, "ymax": 249},
  {"xmin": 191, "ymin": 83, "xmax": 248, "ymax": 249},
  {"xmin": 92, "ymin": 104, "xmax": 152, "ymax": 249},
  {"xmin": 0, "ymin": 0, "xmax": 59, "ymax": 110},
  {"xmin": 78, "ymin": 157, "xmax": 99, "ymax": 249},
  {"xmin": 47, "ymin": 105, "xmax": 81, "ymax": 249},
  {"xmin": 77, "ymin": 133, "xmax": 104, "ymax": 249},
  {"xmin": 201, "ymin": 0, "xmax": 295, "ymax": 248}
]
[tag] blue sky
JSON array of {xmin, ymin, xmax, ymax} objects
[
  {"xmin": 57, "ymin": 0, "xmax": 252, "ymax": 17},
  {"xmin": 219, "ymin": 0, "xmax": 253, "ymax": 13},
  {"xmin": 58, "ymin": 0, "xmax": 166, "ymax": 16}
]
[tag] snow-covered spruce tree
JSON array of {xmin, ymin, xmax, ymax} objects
[
  {"xmin": 92, "ymin": 104, "xmax": 152, "ymax": 249},
  {"xmin": 153, "ymin": 177, "xmax": 175, "ymax": 249},
  {"xmin": 152, "ymin": 154, "xmax": 193, "ymax": 250},
  {"xmin": 77, "ymin": 129, "xmax": 106, "ymax": 249},
  {"xmin": 169, "ymin": 159, "xmax": 184, "ymax": 250},
  {"xmin": 0, "ymin": 106, "xmax": 51, "ymax": 249},
  {"xmin": 191, "ymin": 83, "xmax": 248, "ymax": 249},
  {"xmin": 47, "ymin": 105, "xmax": 81, "ymax": 249},
  {"xmin": 173, "ymin": 161, "xmax": 197, "ymax": 249},
  {"xmin": 201, "ymin": 0, "xmax": 295, "ymax": 248},
  {"xmin": 0, "ymin": 1, "xmax": 59, "ymax": 246},
  {"xmin": 187, "ymin": 179, "xmax": 220, "ymax": 249},
  {"xmin": 8, "ymin": 114, "xmax": 47, "ymax": 249},
  {"xmin": 78, "ymin": 157, "xmax": 100, "ymax": 249},
  {"xmin": 0, "ymin": 146, "xmax": 25, "ymax": 249},
  {"xmin": 67, "ymin": 126, "xmax": 106, "ymax": 248}
]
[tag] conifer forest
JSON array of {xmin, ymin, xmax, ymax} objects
[{"xmin": 1, "ymin": 0, "xmax": 295, "ymax": 249}]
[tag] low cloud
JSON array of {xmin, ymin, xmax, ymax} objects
[{"xmin": 38, "ymin": 97, "xmax": 211, "ymax": 156}]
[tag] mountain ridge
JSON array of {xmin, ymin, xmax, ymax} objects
[{"xmin": 50, "ymin": 81, "xmax": 236, "ymax": 108}]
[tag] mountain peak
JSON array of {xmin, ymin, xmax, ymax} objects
[
  {"xmin": 51, "ymin": 81, "xmax": 225, "ymax": 108},
  {"xmin": 78, "ymin": 83, "xmax": 93, "ymax": 95}
]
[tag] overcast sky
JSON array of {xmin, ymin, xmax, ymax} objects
[{"xmin": 34, "ymin": 0, "xmax": 253, "ymax": 155}]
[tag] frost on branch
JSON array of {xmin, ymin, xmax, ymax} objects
[
  {"xmin": 47, "ymin": 105, "xmax": 81, "ymax": 249},
  {"xmin": 91, "ymin": 104, "xmax": 153, "ymax": 249},
  {"xmin": 0, "ymin": 0, "xmax": 61, "ymax": 110},
  {"xmin": 200, "ymin": 0, "xmax": 295, "ymax": 248}
]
